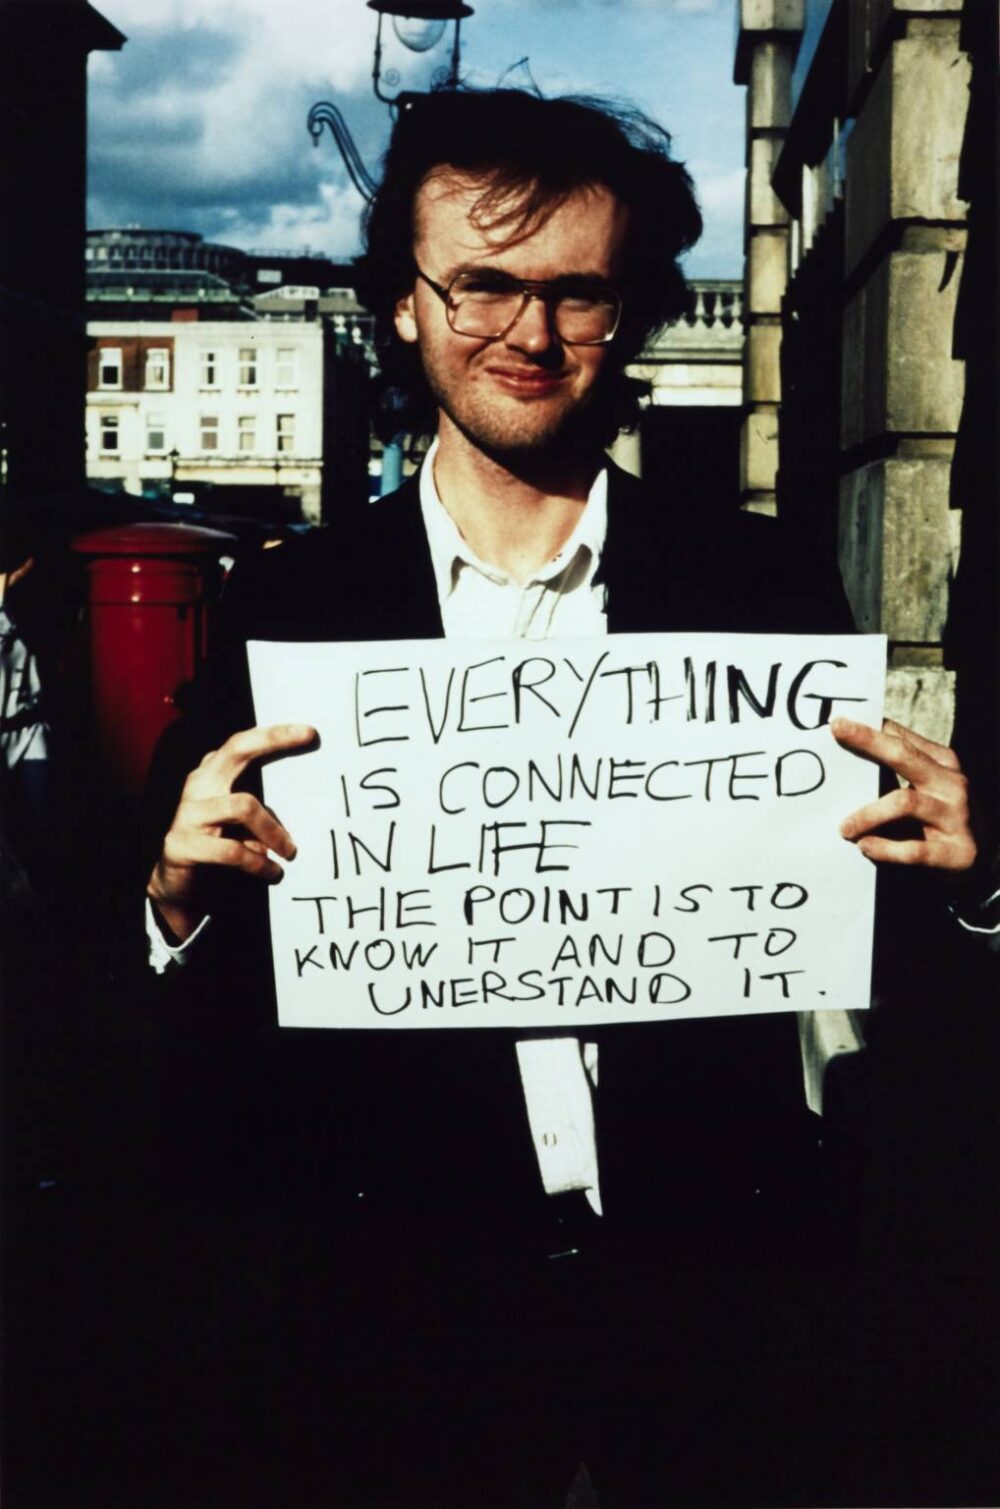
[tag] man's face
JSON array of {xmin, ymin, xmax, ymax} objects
[{"xmin": 394, "ymin": 172, "xmax": 629, "ymax": 462}]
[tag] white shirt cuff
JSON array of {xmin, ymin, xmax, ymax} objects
[
  {"xmin": 951, "ymin": 886, "xmax": 1000, "ymax": 937},
  {"xmin": 146, "ymin": 897, "xmax": 211, "ymax": 973},
  {"xmin": 515, "ymin": 1037, "xmax": 603, "ymax": 1216},
  {"xmin": 796, "ymin": 1009, "xmax": 866, "ymax": 1118}
]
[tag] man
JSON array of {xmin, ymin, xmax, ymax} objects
[{"xmin": 144, "ymin": 91, "xmax": 984, "ymax": 1507}]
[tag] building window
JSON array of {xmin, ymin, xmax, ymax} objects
[
  {"xmin": 238, "ymin": 416, "xmax": 257, "ymax": 453},
  {"xmin": 276, "ymin": 414, "xmax": 295, "ymax": 454},
  {"xmin": 145, "ymin": 347, "xmax": 170, "ymax": 389},
  {"xmin": 238, "ymin": 347, "xmax": 258, "ymax": 387},
  {"xmin": 99, "ymin": 414, "xmax": 120, "ymax": 453},
  {"xmin": 200, "ymin": 415, "xmax": 220, "ymax": 452},
  {"xmin": 275, "ymin": 347, "xmax": 298, "ymax": 389},
  {"xmin": 199, "ymin": 349, "xmax": 218, "ymax": 389},
  {"xmin": 99, "ymin": 348, "xmax": 123, "ymax": 389},
  {"xmin": 146, "ymin": 414, "xmax": 167, "ymax": 453}
]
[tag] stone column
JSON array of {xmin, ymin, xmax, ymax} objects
[
  {"xmin": 838, "ymin": 0, "xmax": 970, "ymax": 741},
  {"xmin": 733, "ymin": 0, "xmax": 804, "ymax": 514}
]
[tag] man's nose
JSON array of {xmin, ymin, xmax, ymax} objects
[{"xmin": 503, "ymin": 293, "xmax": 558, "ymax": 354}]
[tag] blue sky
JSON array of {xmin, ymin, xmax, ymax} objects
[{"xmin": 87, "ymin": 0, "xmax": 745, "ymax": 276}]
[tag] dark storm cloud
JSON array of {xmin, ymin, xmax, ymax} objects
[
  {"xmin": 89, "ymin": 84, "xmax": 324, "ymax": 205},
  {"xmin": 102, "ymin": 25, "xmax": 246, "ymax": 99},
  {"xmin": 86, "ymin": 18, "xmax": 382, "ymax": 247}
]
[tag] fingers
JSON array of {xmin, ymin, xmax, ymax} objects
[
  {"xmin": 829, "ymin": 717, "xmax": 944, "ymax": 790},
  {"xmin": 161, "ymin": 790, "xmax": 297, "ymax": 883},
  {"xmin": 832, "ymin": 717, "xmax": 977, "ymax": 872},
  {"xmin": 852, "ymin": 835, "xmax": 931, "ymax": 867},
  {"xmin": 193, "ymin": 791, "xmax": 297, "ymax": 860},
  {"xmin": 190, "ymin": 723, "xmax": 317, "ymax": 795},
  {"xmin": 881, "ymin": 718, "xmax": 961, "ymax": 769},
  {"xmin": 161, "ymin": 830, "xmax": 287, "ymax": 883},
  {"xmin": 839, "ymin": 784, "xmax": 949, "ymax": 841},
  {"xmin": 852, "ymin": 832, "xmax": 975, "ymax": 869},
  {"xmin": 152, "ymin": 729, "xmax": 314, "ymax": 912}
]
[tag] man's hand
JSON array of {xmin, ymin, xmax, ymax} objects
[
  {"xmin": 147, "ymin": 723, "xmax": 317, "ymax": 943},
  {"xmin": 832, "ymin": 716, "xmax": 977, "ymax": 872}
]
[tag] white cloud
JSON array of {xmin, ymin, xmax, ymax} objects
[
  {"xmin": 99, "ymin": 0, "xmax": 377, "ymax": 92},
  {"xmin": 216, "ymin": 179, "xmax": 366, "ymax": 255},
  {"xmin": 692, "ymin": 166, "xmax": 746, "ymax": 216}
]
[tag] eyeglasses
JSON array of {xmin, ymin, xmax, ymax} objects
[{"xmin": 415, "ymin": 265, "xmax": 623, "ymax": 346}]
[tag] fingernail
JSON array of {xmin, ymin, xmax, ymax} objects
[{"xmin": 839, "ymin": 820, "xmax": 853, "ymax": 837}]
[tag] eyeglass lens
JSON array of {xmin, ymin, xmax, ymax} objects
[{"xmin": 447, "ymin": 272, "xmax": 619, "ymax": 344}]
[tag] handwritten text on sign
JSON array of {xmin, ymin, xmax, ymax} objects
[{"xmin": 248, "ymin": 633, "xmax": 886, "ymax": 1029}]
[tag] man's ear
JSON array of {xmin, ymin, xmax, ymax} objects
[{"xmin": 394, "ymin": 288, "xmax": 418, "ymax": 345}]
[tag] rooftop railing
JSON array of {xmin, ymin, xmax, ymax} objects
[{"xmin": 640, "ymin": 279, "xmax": 744, "ymax": 362}]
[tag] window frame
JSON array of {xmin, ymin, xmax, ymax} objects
[
  {"xmin": 145, "ymin": 413, "xmax": 167, "ymax": 454},
  {"xmin": 237, "ymin": 415, "xmax": 257, "ymax": 454},
  {"xmin": 99, "ymin": 413, "xmax": 120, "ymax": 453},
  {"xmin": 276, "ymin": 412, "xmax": 295, "ymax": 454},
  {"xmin": 275, "ymin": 347, "xmax": 298, "ymax": 390},
  {"xmin": 144, "ymin": 346, "xmax": 170, "ymax": 390},
  {"xmin": 98, "ymin": 347, "xmax": 123, "ymax": 390},
  {"xmin": 238, "ymin": 346, "xmax": 259, "ymax": 388},
  {"xmin": 199, "ymin": 349, "xmax": 219, "ymax": 390}
]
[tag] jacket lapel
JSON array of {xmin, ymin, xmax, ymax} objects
[
  {"xmin": 352, "ymin": 475, "xmax": 444, "ymax": 640},
  {"xmin": 600, "ymin": 461, "xmax": 689, "ymax": 634}
]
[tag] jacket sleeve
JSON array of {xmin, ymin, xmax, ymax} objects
[{"xmin": 136, "ymin": 543, "xmax": 301, "ymax": 1038}]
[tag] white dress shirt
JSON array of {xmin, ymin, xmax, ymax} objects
[
  {"xmin": 419, "ymin": 438, "xmax": 609, "ymax": 641},
  {"xmin": 420, "ymin": 441, "xmax": 609, "ymax": 1212}
]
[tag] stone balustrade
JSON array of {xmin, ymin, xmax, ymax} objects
[
  {"xmin": 683, "ymin": 281, "xmax": 745, "ymax": 331},
  {"xmin": 639, "ymin": 280, "xmax": 744, "ymax": 367},
  {"xmin": 628, "ymin": 280, "xmax": 744, "ymax": 410}
]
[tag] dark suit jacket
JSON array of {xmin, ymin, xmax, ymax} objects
[{"xmin": 143, "ymin": 464, "xmax": 871, "ymax": 1267}]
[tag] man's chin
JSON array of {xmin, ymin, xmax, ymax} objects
[{"xmin": 451, "ymin": 403, "xmax": 603, "ymax": 466}]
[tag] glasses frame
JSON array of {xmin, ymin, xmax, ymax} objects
[{"xmin": 415, "ymin": 266, "xmax": 623, "ymax": 346}]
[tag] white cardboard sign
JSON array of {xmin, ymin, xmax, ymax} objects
[{"xmin": 248, "ymin": 633, "xmax": 886, "ymax": 1030}]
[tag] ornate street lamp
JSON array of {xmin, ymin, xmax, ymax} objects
[{"xmin": 308, "ymin": 0, "xmax": 474, "ymax": 202}]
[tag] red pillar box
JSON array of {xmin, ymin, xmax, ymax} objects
[{"xmin": 72, "ymin": 522, "xmax": 238, "ymax": 801}]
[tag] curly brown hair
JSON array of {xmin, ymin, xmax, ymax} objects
[{"xmin": 354, "ymin": 86, "xmax": 703, "ymax": 444}]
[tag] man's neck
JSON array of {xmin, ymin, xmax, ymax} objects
[{"xmin": 432, "ymin": 418, "xmax": 600, "ymax": 584}]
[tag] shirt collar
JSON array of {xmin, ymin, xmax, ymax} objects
[{"xmin": 418, "ymin": 436, "xmax": 608, "ymax": 601}]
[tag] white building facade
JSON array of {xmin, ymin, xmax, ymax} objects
[{"xmin": 86, "ymin": 318, "xmax": 327, "ymax": 521}]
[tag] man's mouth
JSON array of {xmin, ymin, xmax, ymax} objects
[{"xmin": 485, "ymin": 365, "xmax": 567, "ymax": 396}]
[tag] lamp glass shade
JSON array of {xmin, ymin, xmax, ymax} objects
[{"xmin": 391, "ymin": 14, "xmax": 447, "ymax": 50}]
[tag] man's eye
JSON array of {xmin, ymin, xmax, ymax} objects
[
  {"xmin": 557, "ymin": 284, "xmax": 614, "ymax": 310},
  {"xmin": 456, "ymin": 273, "xmax": 519, "ymax": 298}
]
